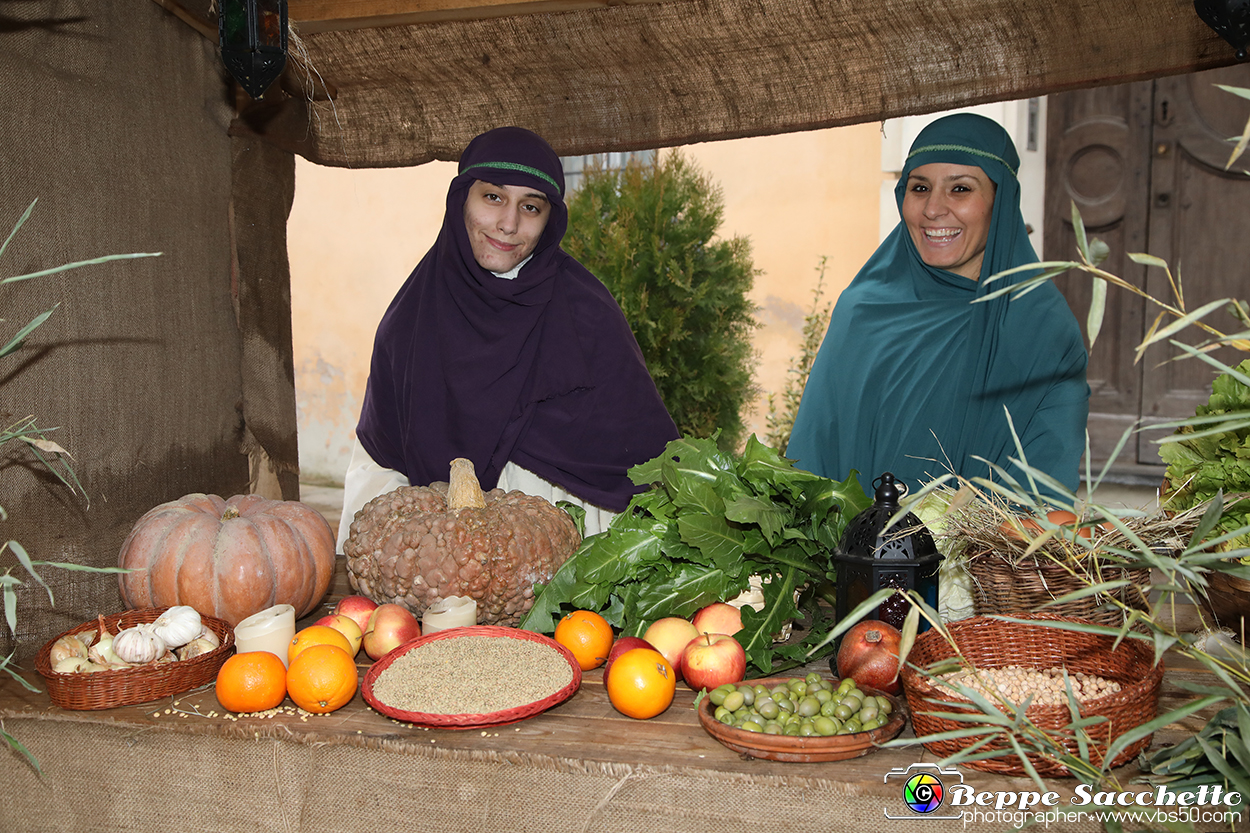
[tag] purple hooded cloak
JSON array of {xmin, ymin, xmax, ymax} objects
[{"xmin": 354, "ymin": 127, "xmax": 679, "ymax": 511}]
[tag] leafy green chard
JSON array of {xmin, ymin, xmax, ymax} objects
[
  {"xmin": 1159, "ymin": 358, "xmax": 1250, "ymax": 552},
  {"xmin": 520, "ymin": 434, "xmax": 871, "ymax": 674}
]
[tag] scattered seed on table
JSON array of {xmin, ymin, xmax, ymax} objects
[{"xmin": 371, "ymin": 636, "xmax": 573, "ymax": 715}]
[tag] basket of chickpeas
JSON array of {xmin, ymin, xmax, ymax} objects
[{"xmin": 900, "ymin": 613, "xmax": 1163, "ymax": 776}]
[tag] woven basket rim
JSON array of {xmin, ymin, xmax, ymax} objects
[
  {"xmin": 899, "ymin": 613, "xmax": 1163, "ymax": 775},
  {"xmin": 34, "ymin": 607, "xmax": 236, "ymax": 710},
  {"xmin": 361, "ymin": 625, "xmax": 581, "ymax": 728}
]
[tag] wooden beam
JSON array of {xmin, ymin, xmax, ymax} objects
[{"xmin": 287, "ymin": 0, "xmax": 669, "ymax": 33}]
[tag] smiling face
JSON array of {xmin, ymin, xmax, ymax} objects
[
  {"xmin": 901, "ymin": 162, "xmax": 996, "ymax": 281},
  {"xmin": 463, "ymin": 179, "xmax": 552, "ymax": 273}
]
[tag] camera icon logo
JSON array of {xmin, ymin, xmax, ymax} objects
[{"xmin": 884, "ymin": 763, "xmax": 964, "ymax": 820}]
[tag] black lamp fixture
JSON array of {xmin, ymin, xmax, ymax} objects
[
  {"xmin": 832, "ymin": 472, "xmax": 942, "ymax": 633},
  {"xmin": 1195, "ymin": 0, "xmax": 1250, "ymax": 60},
  {"xmin": 219, "ymin": 0, "xmax": 289, "ymax": 98}
]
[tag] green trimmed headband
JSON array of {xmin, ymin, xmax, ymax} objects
[
  {"xmin": 459, "ymin": 161, "xmax": 562, "ymax": 194},
  {"xmin": 905, "ymin": 143, "xmax": 1019, "ymax": 178}
]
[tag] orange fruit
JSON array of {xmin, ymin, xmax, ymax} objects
[
  {"xmin": 289, "ymin": 624, "xmax": 353, "ymax": 665},
  {"xmin": 554, "ymin": 609, "xmax": 614, "ymax": 671},
  {"xmin": 286, "ymin": 643, "xmax": 358, "ymax": 714},
  {"xmin": 214, "ymin": 650, "xmax": 287, "ymax": 714},
  {"xmin": 605, "ymin": 647, "xmax": 676, "ymax": 719}
]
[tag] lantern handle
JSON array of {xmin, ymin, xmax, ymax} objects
[{"xmin": 872, "ymin": 472, "xmax": 907, "ymax": 507}]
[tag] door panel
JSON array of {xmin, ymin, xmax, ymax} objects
[{"xmin": 1045, "ymin": 67, "xmax": 1250, "ymax": 475}]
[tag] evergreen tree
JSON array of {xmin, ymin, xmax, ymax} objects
[{"xmin": 564, "ymin": 152, "xmax": 759, "ymax": 451}]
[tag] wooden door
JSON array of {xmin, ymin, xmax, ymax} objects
[{"xmin": 1045, "ymin": 66, "xmax": 1250, "ymax": 477}]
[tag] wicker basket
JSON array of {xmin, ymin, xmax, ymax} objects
[
  {"xmin": 1200, "ymin": 571, "xmax": 1250, "ymax": 634},
  {"xmin": 35, "ymin": 608, "xmax": 235, "ymax": 710},
  {"xmin": 966, "ymin": 549, "xmax": 1152, "ymax": 626},
  {"xmin": 901, "ymin": 614, "xmax": 1163, "ymax": 776}
]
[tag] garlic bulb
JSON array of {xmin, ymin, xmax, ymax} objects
[
  {"xmin": 112, "ymin": 625, "xmax": 167, "ymax": 664},
  {"xmin": 49, "ymin": 635, "xmax": 89, "ymax": 665},
  {"xmin": 151, "ymin": 605, "xmax": 202, "ymax": 649}
]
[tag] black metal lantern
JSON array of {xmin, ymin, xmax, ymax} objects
[
  {"xmin": 833, "ymin": 472, "xmax": 942, "ymax": 633},
  {"xmin": 219, "ymin": 0, "xmax": 288, "ymax": 99},
  {"xmin": 1195, "ymin": 0, "xmax": 1250, "ymax": 60}
]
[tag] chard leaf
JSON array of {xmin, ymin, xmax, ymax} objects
[
  {"xmin": 676, "ymin": 513, "xmax": 744, "ymax": 570},
  {"xmin": 629, "ymin": 562, "xmax": 740, "ymax": 621},
  {"xmin": 724, "ymin": 493, "xmax": 788, "ymax": 543},
  {"xmin": 579, "ymin": 528, "xmax": 664, "ymax": 585}
]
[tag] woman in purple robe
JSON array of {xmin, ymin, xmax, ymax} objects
[{"xmin": 337, "ymin": 127, "xmax": 678, "ymax": 550}]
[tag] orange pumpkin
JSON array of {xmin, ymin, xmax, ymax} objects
[{"xmin": 118, "ymin": 494, "xmax": 336, "ymax": 626}]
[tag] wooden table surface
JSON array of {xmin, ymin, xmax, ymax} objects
[
  {"xmin": 0, "ymin": 555, "xmax": 1237, "ymax": 833},
  {"xmin": 0, "ymin": 560, "xmax": 1220, "ymax": 791}
]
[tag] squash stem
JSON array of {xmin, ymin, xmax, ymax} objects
[{"xmin": 447, "ymin": 457, "xmax": 487, "ymax": 510}]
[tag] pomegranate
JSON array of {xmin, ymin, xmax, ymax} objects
[{"xmin": 835, "ymin": 619, "xmax": 902, "ymax": 695}]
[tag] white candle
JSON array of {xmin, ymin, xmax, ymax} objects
[
  {"xmin": 422, "ymin": 596, "xmax": 477, "ymax": 634},
  {"xmin": 233, "ymin": 604, "xmax": 296, "ymax": 666}
]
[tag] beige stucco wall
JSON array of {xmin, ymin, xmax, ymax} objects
[{"xmin": 288, "ymin": 124, "xmax": 886, "ymax": 484}]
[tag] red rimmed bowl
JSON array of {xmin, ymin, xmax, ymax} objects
[
  {"xmin": 698, "ymin": 676, "xmax": 907, "ymax": 762},
  {"xmin": 362, "ymin": 625, "xmax": 581, "ymax": 729}
]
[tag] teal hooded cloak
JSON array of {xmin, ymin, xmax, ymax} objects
[{"xmin": 787, "ymin": 113, "xmax": 1089, "ymax": 496}]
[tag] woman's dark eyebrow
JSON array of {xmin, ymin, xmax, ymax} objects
[{"xmin": 482, "ymin": 181, "xmax": 549, "ymax": 203}]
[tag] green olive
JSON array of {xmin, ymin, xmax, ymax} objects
[
  {"xmin": 757, "ymin": 699, "xmax": 781, "ymax": 720},
  {"xmin": 813, "ymin": 716, "xmax": 838, "ymax": 736},
  {"xmin": 805, "ymin": 671, "xmax": 823, "ymax": 685},
  {"xmin": 833, "ymin": 703, "xmax": 853, "ymax": 720},
  {"xmin": 722, "ymin": 690, "xmax": 745, "ymax": 712},
  {"xmin": 797, "ymin": 696, "xmax": 822, "ymax": 717},
  {"xmin": 736, "ymin": 685, "xmax": 756, "ymax": 706}
]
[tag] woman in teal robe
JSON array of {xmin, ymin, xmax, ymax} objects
[{"xmin": 787, "ymin": 113, "xmax": 1089, "ymax": 497}]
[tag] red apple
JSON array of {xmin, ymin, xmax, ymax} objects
[
  {"xmin": 681, "ymin": 633, "xmax": 747, "ymax": 691},
  {"xmin": 314, "ymin": 613, "xmax": 364, "ymax": 656},
  {"xmin": 642, "ymin": 617, "xmax": 700, "ymax": 681},
  {"xmin": 602, "ymin": 636, "xmax": 655, "ymax": 687},
  {"xmin": 691, "ymin": 602, "xmax": 743, "ymax": 636},
  {"xmin": 333, "ymin": 595, "xmax": 379, "ymax": 635},
  {"xmin": 362, "ymin": 603, "xmax": 422, "ymax": 660}
]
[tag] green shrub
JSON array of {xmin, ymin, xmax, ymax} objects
[
  {"xmin": 563, "ymin": 151, "xmax": 759, "ymax": 452},
  {"xmin": 764, "ymin": 256, "xmax": 832, "ymax": 453}
]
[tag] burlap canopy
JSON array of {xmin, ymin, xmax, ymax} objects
[{"xmin": 159, "ymin": 0, "xmax": 1237, "ymax": 168}]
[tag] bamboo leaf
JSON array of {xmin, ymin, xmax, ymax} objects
[
  {"xmin": 894, "ymin": 603, "xmax": 919, "ymax": 688},
  {"xmin": 1139, "ymin": 298, "xmax": 1231, "ymax": 350},
  {"xmin": 2, "ymin": 251, "xmax": 162, "ymax": 285},
  {"xmin": 0, "ymin": 307, "xmax": 55, "ymax": 359},
  {"xmin": 6, "ymin": 541, "xmax": 52, "ymax": 605},
  {"xmin": 1127, "ymin": 251, "xmax": 1170, "ymax": 269},
  {"xmin": 1, "ymin": 728, "xmax": 41, "ymax": 775},
  {"xmin": 1107, "ymin": 695, "xmax": 1226, "ymax": 766},
  {"xmin": 0, "ymin": 199, "xmax": 37, "ymax": 262},
  {"xmin": 1087, "ymin": 276, "xmax": 1107, "ymax": 347},
  {"xmin": 1071, "ymin": 201, "xmax": 1090, "ymax": 260}
]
